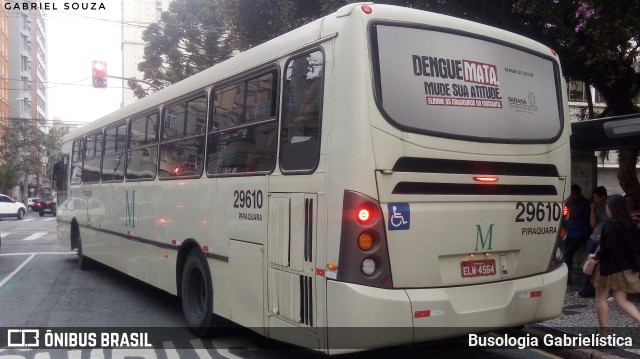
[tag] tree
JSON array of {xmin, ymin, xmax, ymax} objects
[
  {"xmin": 215, "ymin": 0, "xmax": 344, "ymax": 51},
  {"xmin": 0, "ymin": 119, "xmax": 32, "ymax": 195},
  {"xmin": 129, "ymin": 0, "xmax": 233, "ymax": 98},
  {"xmin": 510, "ymin": 0, "xmax": 640, "ymax": 200},
  {"xmin": 43, "ymin": 125, "xmax": 70, "ymax": 177}
]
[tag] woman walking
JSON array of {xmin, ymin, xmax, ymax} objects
[{"xmin": 593, "ymin": 195, "xmax": 640, "ymax": 335}]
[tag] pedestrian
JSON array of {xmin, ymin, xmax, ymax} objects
[
  {"xmin": 592, "ymin": 194, "xmax": 640, "ymax": 335},
  {"xmin": 579, "ymin": 186, "xmax": 608, "ymax": 298},
  {"xmin": 623, "ymin": 193, "xmax": 640, "ymax": 231},
  {"xmin": 564, "ymin": 184, "xmax": 592, "ymax": 286}
]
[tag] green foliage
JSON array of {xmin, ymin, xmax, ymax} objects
[
  {"xmin": 513, "ymin": 0, "xmax": 640, "ymax": 116},
  {"xmin": 215, "ymin": 0, "xmax": 349, "ymax": 51},
  {"xmin": 130, "ymin": 0, "xmax": 233, "ymax": 98},
  {"xmin": 0, "ymin": 119, "xmax": 31, "ymax": 193}
]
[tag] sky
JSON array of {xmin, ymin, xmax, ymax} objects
[{"xmin": 46, "ymin": 0, "xmax": 123, "ymax": 125}]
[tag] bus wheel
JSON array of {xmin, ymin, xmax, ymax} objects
[
  {"xmin": 74, "ymin": 229, "xmax": 92, "ymax": 270},
  {"xmin": 181, "ymin": 248, "xmax": 217, "ymax": 337}
]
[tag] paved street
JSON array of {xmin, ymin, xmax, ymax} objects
[{"xmin": 1, "ymin": 213, "xmax": 639, "ymax": 358}]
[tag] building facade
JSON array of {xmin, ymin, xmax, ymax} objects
[
  {"xmin": 6, "ymin": 1, "xmax": 48, "ymax": 200},
  {"xmin": 568, "ymin": 81, "xmax": 640, "ymax": 196},
  {"xmin": 0, "ymin": 5, "xmax": 8, "ymax": 122},
  {"xmin": 121, "ymin": 0, "xmax": 169, "ymax": 106}
]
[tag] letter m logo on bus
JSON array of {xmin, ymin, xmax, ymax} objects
[
  {"xmin": 475, "ymin": 224, "xmax": 494, "ymax": 251},
  {"xmin": 125, "ymin": 190, "xmax": 135, "ymax": 228}
]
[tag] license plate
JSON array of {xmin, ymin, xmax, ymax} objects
[{"xmin": 460, "ymin": 259, "xmax": 496, "ymax": 278}]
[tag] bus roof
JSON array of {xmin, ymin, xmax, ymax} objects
[{"xmin": 65, "ymin": 3, "xmax": 558, "ymax": 141}]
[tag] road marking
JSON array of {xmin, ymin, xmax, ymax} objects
[
  {"xmin": 0, "ymin": 253, "xmax": 35, "ymax": 289},
  {"xmin": 162, "ymin": 342, "xmax": 181, "ymax": 359},
  {"xmin": 23, "ymin": 232, "xmax": 48, "ymax": 241},
  {"xmin": 0, "ymin": 251, "xmax": 75, "ymax": 256},
  {"xmin": 0, "ymin": 232, "xmax": 11, "ymax": 238},
  {"xmin": 44, "ymin": 218, "xmax": 56, "ymax": 221},
  {"xmin": 22, "ymin": 218, "xmax": 34, "ymax": 222}
]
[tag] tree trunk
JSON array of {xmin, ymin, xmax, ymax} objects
[{"xmin": 617, "ymin": 149, "xmax": 640, "ymax": 201}]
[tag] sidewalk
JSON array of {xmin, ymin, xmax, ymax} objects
[{"xmin": 535, "ymin": 275, "xmax": 640, "ymax": 358}]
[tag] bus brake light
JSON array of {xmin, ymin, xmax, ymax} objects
[
  {"xmin": 356, "ymin": 206, "xmax": 375, "ymax": 224},
  {"xmin": 563, "ymin": 205, "xmax": 569, "ymax": 217},
  {"xmin": 473, "ymin": 176, "xmax": 499, "ymax": 183}
]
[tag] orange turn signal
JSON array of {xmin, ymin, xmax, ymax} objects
[{"xmin": 358, "ymin": 233, "xmax": 374, "ymax": 251}]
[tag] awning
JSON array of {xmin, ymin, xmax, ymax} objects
[{"xmin": 571, "ymin": 114, "xmax": 640, "ymax": 151}]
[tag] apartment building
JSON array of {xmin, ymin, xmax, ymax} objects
[{"xmin": 121, "ymin": 0, "xmax": 170, "ymax": 106}]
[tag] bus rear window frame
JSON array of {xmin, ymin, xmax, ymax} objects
[{"xmin": 368, "ymin": 21, "xmax": 565, "ymax": 145}]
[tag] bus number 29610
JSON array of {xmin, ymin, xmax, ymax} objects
[
  {"xmin": 233, "ymin": 190, "xmax": 264, "ymax": 209},
  {"xmin": 515, "ymin": 202, "xmax": 562, "ymax": 223}
]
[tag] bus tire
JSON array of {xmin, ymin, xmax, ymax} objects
[
  {"xmin": 181, "ymin": 248, "xmax": 218, "ymax": 337},
  {"xmin": 73, "ymin": 227, "xmax": 92, "ymax": 270}
]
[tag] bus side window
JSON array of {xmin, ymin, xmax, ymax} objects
[
  {"xmin": 70, "ymin": 139, "xmax": 83, "ymax": 185},
  {"xmin": 159, "ymin": 95, "xmax": 206, "ymax": 178},
  {"xmin": 207, "ymin": 71, "xmax": 278, "ymax": 175},
  {"xmin": 280, "ymin": 50, "xmax": 324, "ymax": 172},
  {"xmin": 127, "ymin": 113, "xmax": 158, "ymax": 180},
  {"xmin": 81, "ymin": 132, "xmax": 102, "ymax": 183}
]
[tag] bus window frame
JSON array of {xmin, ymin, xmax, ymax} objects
[
  {"xmin": 158, "ymin": 91, "xmax": 208, "ymax": 180},
  {"xmin": 368, "ymin": 21, "xmax": 565, "ymax": 145},
  {"xmin": 279, "ymin": 48, "xmax": 325, "ymax": 175},
  {"xmin": 126, "ymin": 110, "xmax": 160, "ymax": 182},
  {"xmin": 206, "ymin": 66, "xmax": 280, "ymax": 178},
  {"xmin": 70, "ymin": 138, "xmax": 84, "ymax": 186},
  {"xmin": 81, "ymin": 129, "xmax": 104, "ymax": 184},
  {"xmin": 101, "ymin": 120, "xmax": 127, "ymax": 183}
]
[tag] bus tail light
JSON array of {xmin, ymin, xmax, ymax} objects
[
  {"xmin": 337, "ymin": 190, "xmax": 393, "ymax": 288},
  {"xmin": 548, "ymin": 202, "xmax": 567, "ymax": 271}
]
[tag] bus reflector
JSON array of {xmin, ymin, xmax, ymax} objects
[
  {"xmin": 361, "ymin": 4, "xmax": 372, "ymax": 14},
  {"xmin": 414, "ymin": 310, "xmax": 431, "ymax": 318},
  {"xmin": 358, "ymin": 233, "xmax": 374, "ymax": 250},
  {"xmin": 316, "ymin": 268, "xmax": 326, "ymax": 277},
  {"xmin": 473, "ymin": 176, "xmax": 499, "ymax": 183},
  {"xmin": 520, "ymin": 290, "xmax": 542, "ymax": 299},
  {"xmin": 327, "ymin": 262, "xmax": 338, "ymax": 271}
]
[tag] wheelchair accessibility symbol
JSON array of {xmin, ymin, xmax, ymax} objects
[{"xmin": 387, "ymin": 203, "xmax": 410, "ymax": 230}]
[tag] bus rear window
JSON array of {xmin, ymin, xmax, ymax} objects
[{"xmin": 372, "ymin": 24, "xmax": 563, "ymax": 143}]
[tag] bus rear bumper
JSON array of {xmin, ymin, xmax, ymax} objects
[{"xmin": 326, "ymin": 264, "xmax": 567, "ymax": 353}]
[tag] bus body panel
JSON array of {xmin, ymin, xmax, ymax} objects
[{"xmin": 326, "ymin": 265, "xmax": 567, "ymax": 354}]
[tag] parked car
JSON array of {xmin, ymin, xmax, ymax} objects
[
  {"xmin": 33, "ymin": 198, "xmax": 57, "ymax": 217},
  {"xmin": 0, "ymin": 194, "xmax": 27, "ymax": 220},
  {"xmin": 27, "ymin": 197, "xmax": 41, "ymax": 212}
]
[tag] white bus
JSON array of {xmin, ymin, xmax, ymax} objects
[{"xmin": 54, "ymin": 3, "xmax": 570, "ymax": 353}]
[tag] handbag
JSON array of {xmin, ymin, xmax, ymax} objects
[{"xmin": 583, "ymin": 255, "xmax": 598, "ymax": 275}]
